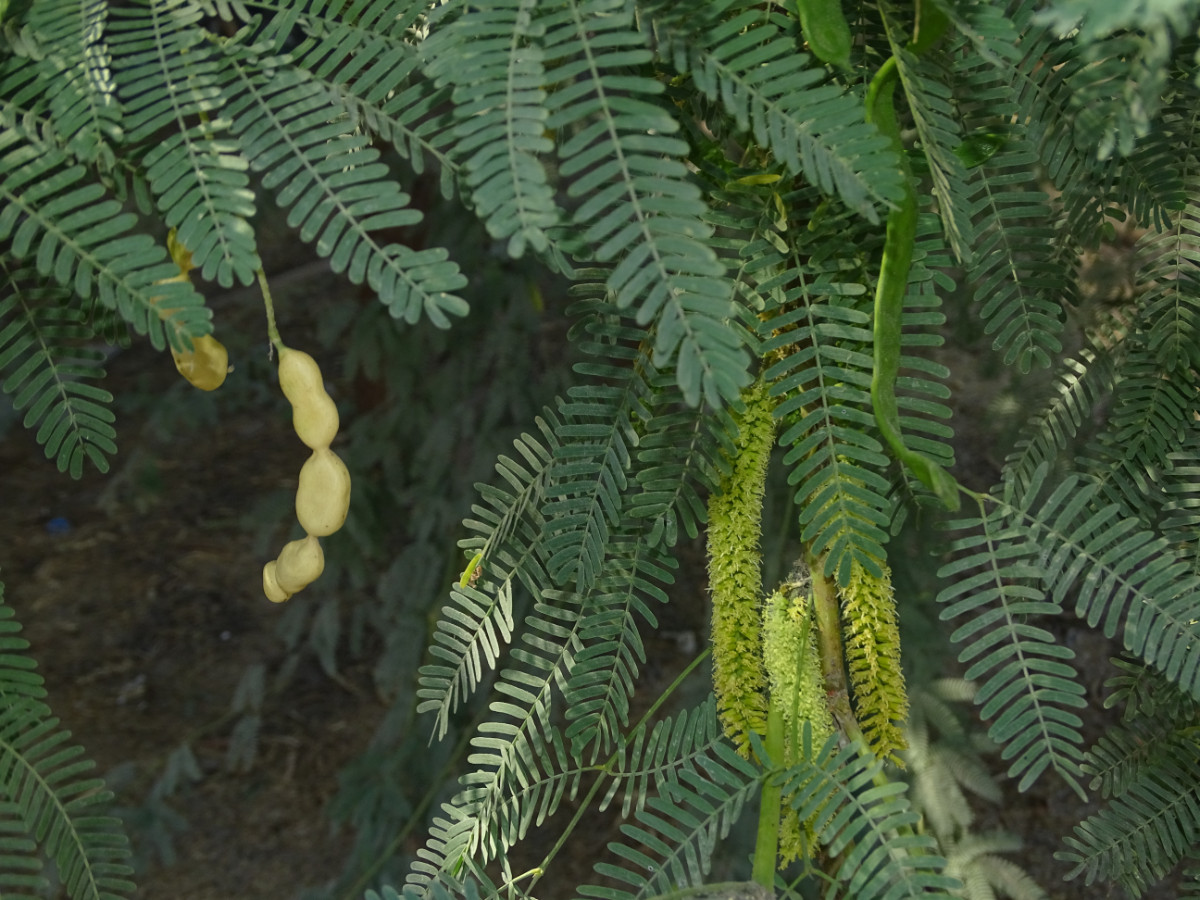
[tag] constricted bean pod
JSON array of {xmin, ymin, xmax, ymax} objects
[
  {"xmin": 278, "ymin": 347, "xmax": 339, "ymax": 449},
  {"xmin": 274, "ymin": 534, "xmax": 326, "ymax": 594},
  {"xmin": 262, "ymin": 341, "xmax": 352, "ymax": 602},
  {"xmin": 295, "ymin": 447, "xmax": 352, "ymax": 537},
  {"xmin": 293, "ymin": 391, "xmax": 338, "ymax": 451}
]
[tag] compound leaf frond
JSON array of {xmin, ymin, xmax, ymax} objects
[
  {"xmin": 215, "ymin": 40, "xmax": 469, "ymax": 327},
  {"xmin": 761, "ymin": 268, "xmax": 890, "ymax": 585},
  {"xmin": 0, "ymin": 136, "xmax": 210, "ymax": 351},
  {"xmin": 109, "ymin": 0, "xmax": 261, "ymax": 287},
  {"xmin": 936, "ymin": 478, "xmax": 1088, "ymax": 796},
  {"xmin": 0, "ymin": 272, "xmax": 116, "ymax": 478},
  {"xmin": 783, "ymin": 726, "xmax": 960, "ymax": 899},
  {"xmin": 26, "ymin": 0, "xmax": 121, "ymax": 167},
  {"xmin": 418, "ymin": 418, "xmax": 558, "ymax": 739},
  {"xmin": 582, "ymin": 735, "xmax": 761, "ymax": 900},
  {"xmin": 1059, "ymin": 737, "xmax": 1200, "ymax": 895},
  {"xmin": 0, "ymin": 582, "xmax": 134, "ymax": 900},
  {"xmin": 649, "ymin": 0, "xmax": 904, "ymax": 222},
  {"xmin": 423, "ymin": 0, "xmax": 559, "ymax": 257},
  {"xmin": 541, "ymin": 0, "xmax": 750, "ymax": 408}
]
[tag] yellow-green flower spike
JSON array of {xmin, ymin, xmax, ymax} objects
[
  {"xmin": 707, "ymin": 376, "xmax": 776, "ymax": 755},
  {"xmin": 762, "ymin": 588, "xmax": 835, "ymax": 757},
  {"xmin": 762, "ymin": 585, "xmax": 835, "ymax": 866},
  {"xmin": 841, "ymin": 558, "xmax": 909, "ymax": 764}
]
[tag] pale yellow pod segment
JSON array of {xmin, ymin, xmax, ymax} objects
[
  {"xmin": 172, "ymin": 334, "xmax": 230, "ymax": 391},
  {"xmin": 278, "ymin": 347, "xmax": 325, "ymax": 407},
  {"xmin": 262, "ymin": 560, "xmax": 292, "ymax": 604},
  {"xmin": 278, "ymin": 346, "xmax": 339, "ymax": 449},
  {"xmin": 275, "ymin": 534, "xmax": 325, "ymax": 594},
  {"xmin": 293, "ymin": 390, "xmax": 339, "ymax": 450},
  {"xmin": 295, "ymin": 447, "xmax": 351, "ymax": 537}
]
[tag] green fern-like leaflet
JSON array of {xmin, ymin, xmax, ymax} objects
[
  {"xmin": 0, "ymin": 271, "xmax": 117, "ymax": 478},
  {"xmin": 0, "ymin": 580, "xmax": 135, "ymax": 899}
]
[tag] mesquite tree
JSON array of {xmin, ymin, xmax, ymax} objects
[{"xmin": 1, "ymin": 1, "xmax": 1199, "ymax": 899}]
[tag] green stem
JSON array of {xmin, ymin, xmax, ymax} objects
[
  {"xmin": 257, "ymin": 268, "xmax": 283, "ymax": 354},
  {"xmin": 751, "ymin": 702, "xmax": 784, "ymax": 887},
  {"xmin": 807, "ymin": 552, "xmax": 861, "ymax": 745},
  {"xmin": 785, "ymin": 583, "xmax": 816, "ymax": 757}
]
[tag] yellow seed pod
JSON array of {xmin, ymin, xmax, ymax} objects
[
  {"xmin": 274, "ymin": 534, "xmax": 325, "ymax": 594},
  {"xmin": 295, "ymin": 447, "xmax": 352, "ymax": 536},
  {"xmin": 262, "ymin": 560, "xmax": 292, "ymax": 604},
  {"xmin": 172, "ymin": 334, "xmax": 230, "ymax": 391},
  {"xmin": 278, "ymin": 346, "xmax": 339, "ymax": 449},
  {"xmin": 167, "ymin": 228, "xmax": 195, "ymax": 273},
  {"xmin": 278, "ymin": 346, "xmax": 324, "ymax": 405},
  {"xmin": 293, "ymin": 390, "xmax": 339, "ymax": 450}
]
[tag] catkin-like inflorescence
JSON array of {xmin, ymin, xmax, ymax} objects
[
  {"xmin": 707, "ymin": 376, "xmax": 776, "ymax": 755},
  {"xmin": 763, "ymin": 584, "xmax": 835, "ymax": 867},
  {"xmin": 841, "ymin": 558, "xmax": 908, "ymax": 763},
  {"xmin": 762, "ymin": 588, "xmax": 835, "ymax": 754}
]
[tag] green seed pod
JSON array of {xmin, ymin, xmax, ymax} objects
[
  {"xmin": 795, "ymin": 0, "xmax": 852, "ymax": 71},
  {"xmin": 865, "ymin": 56, "xmax": 961, "ymax": 511}
]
